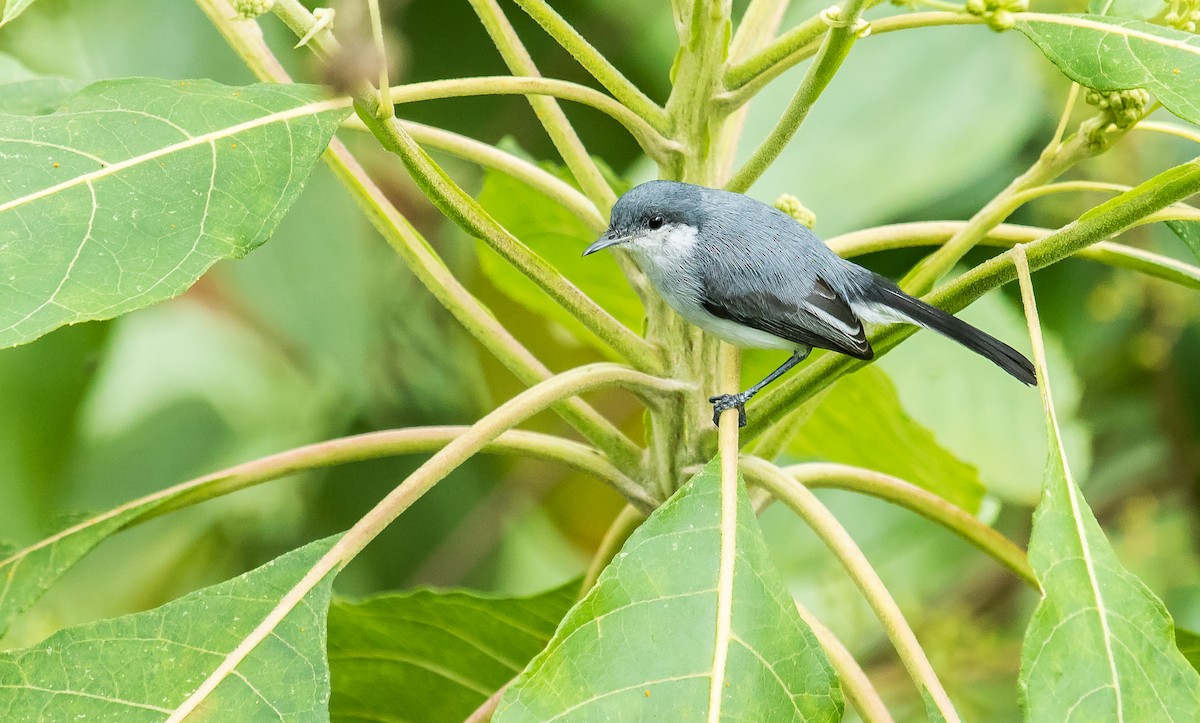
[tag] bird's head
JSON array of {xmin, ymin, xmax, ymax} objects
[{"xmin": 583, "ymin": 180, "xmax": 707, "ymax": 260}]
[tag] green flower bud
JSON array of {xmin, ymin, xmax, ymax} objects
[
  {"xmin": 773, "ymin": 194, "xmax": 817, "ymax": 229},
  {"xmin": 966, "ymin": 0, "xmax": 986, "ymax": 15},
  {"xmin": 987, "ymin": 8, "xmax": 1015, "ymax": 30},
  {"xmin": 233, "ymin": 0, "xmax": 274, "ymax": 18}
]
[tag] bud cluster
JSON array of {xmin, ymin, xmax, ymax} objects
[{"xmin": 965, "ymin": 0, "xmax": 1028, "ymax": 31}]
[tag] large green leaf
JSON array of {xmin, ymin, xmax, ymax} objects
[
  {"xmin": 1016, "ymin": 14, "xmax": 1200, "ymax": 126},
  {"xmin": 0, "ymin": 53, "xmax": 80, "ymax": 114},
  {"xmin": 474, "ymin": 154, "xmax": 644, "ymax": 354},
  {"xmin": 328, "ymin": 583, "xmax": 577, "ymax": 722},
  {"xmin": 495, "ymin": 459, "xmax": 842, "ymax": 721},
  {"xmin": 1018, "ymin": 274, "xmax": 1200, "ymax": 720},
  {"xmin": 0, "ymin": 77, "xmax": 349, "ymax": 349},
  {"xmin": 785, "ymin": 364, "xmax": 985, "ymax": 512},
  {"xmin": 0, "ymin": 536, "xmax": 340, "ymax": 720}
]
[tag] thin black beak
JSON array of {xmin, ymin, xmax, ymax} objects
[{"xmin": 583, "ymin": 232, "xmax": 627, "ymax": 257}]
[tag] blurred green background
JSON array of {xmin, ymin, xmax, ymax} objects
[{"xmin": 2, "ymin": 0, "xmax": 1199, "ymax": 719}]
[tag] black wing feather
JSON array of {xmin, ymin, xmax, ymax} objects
[{"xmin": 701, "ymin": 277, "xmax": 874, "ymax": 360}]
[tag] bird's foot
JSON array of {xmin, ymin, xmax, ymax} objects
[{"xmin": 709, "ymin": 393, "xmax": 749, "ymax": 428}]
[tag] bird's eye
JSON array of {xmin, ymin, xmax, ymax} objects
[{"xmin": 648, "ymin": 215, "xmax": 665, "ymax": 230}]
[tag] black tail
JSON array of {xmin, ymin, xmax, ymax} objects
[{"xmin": 864, "ymin": 281, "xmax": 1037, "ymax": 386}]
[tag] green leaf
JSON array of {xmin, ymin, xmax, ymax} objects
[
  {"xmin": 474, "ymin": 153, "xmax": 644, "ymax": 354},
  {"xmin": 1015, "ymin": 14, "xmax": 1200, "ymax": 126},
  {"xmin": 785, "ymin": 364, "xmax": 985, "ymax": 513},
  {"xmin": 0, "ymin": 535, "xmax": 341, "ymax": 720},
  {"xmin": 0, "ymin": 53, "xmax": 80, "ymax": 114},
  {"xmin": 328, "ymin": 583, "xmax": 577, "ymax": 722},
  {"xmin": 1088, "ymin": 0, "xmax": 1167, "ymax": 20},
  {"xmin": 495, "ymin": 459, "xmax": 842, "ymax": 721},
  {"xmin": 0, "ymin": 77, "xmax": 350, "ymax": 349},
  {"xmin": 1175, "ymin": 627, "xmax": 1200, "ymax": 674},
  {"xmin": 1165, "ymin": 220, "xmax": 1200, "ymax": 262},
  {"xmin": 1018, "ymin": 275, "xmax": 1200, "ymax": 720}
]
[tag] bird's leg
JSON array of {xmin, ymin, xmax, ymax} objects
[{"xmin": 709, "ymin": 349, "xmax": 810, "ymax": 427}]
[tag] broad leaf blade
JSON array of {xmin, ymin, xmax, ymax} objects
[
  {"xmin": 495, "ymin": 460, "xmax": 842, "ymax": 721},
  {"xmin": 328, "ymin": 583, "xmax": 577, "ymax": 722},
  {"xmin": 0, "ymin": 78, "xmax": 350, "ymax": 348},
  {"xmin": 0, "ymin": 536, "xmax": 340, "ymax": 720},
  {"xmin": 1015, "ymin": 14, "xmax": 1200, "ymax": 125},
  {"xmin": 1017, "ymin": 263, "xmax": 1200, "ymax": 720},
  {"xmin": 785, "ymin": 364, "xmax": 985, "ymax": 512}
]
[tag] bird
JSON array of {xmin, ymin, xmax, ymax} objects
[{"xmin": 583, "ymin": 180, "xmax": 1036, "ymax": 427}]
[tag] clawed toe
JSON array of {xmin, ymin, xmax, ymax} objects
[{"xmin": 709, "ymin": 394, "xmax": 748, "ymax": 428}]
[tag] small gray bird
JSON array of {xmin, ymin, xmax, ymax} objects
[{"xmin": 583, "ymin": 180, "xmax": 1036, "ymax": 427}]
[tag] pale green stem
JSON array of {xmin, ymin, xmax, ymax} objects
[
  {"xmin": 744, "ymin": 457, "xmax": 961, "ymax": 722},
  {"xmin": 167, "ymin": 364, "xmax": 689, "ymax": 721},
  {"xmin": 716, "ymin": 0, "xmax": 792, "ymax": 181},
  {"xmin": 786, "ymin": 463, "xmax": 1038, "ymax": 588},
  {"xmin": 361, "ymin": 120, "xmax": 604, "ymax": 231},
  {"xmin": 901, "ymin": 129, "xmax": 1091, "ymax": 295},
  {"xmin": 580, "ymin": 505, "xmax": 645, "ymax": 595},
  {"xmin": 269, "ymin": 5, "xmax": 661, "ymax": 371},
  {"xmin": 1137, "ymin": 120, "xmax": 1200, "ymax": 144},
  {"xmin": 740, "ymin": 155, "xmax": 1200, "ymax": 440},
  {"xmin": 510, "ymin": 0, "xmax": 669, "ymax": 130},
  {"xmin": 381, "ymin": 76, "xmax": 674, "ymax": 161},
  {"xmin": 354, "ymin": 102, "xmax": 663, "ymax": 373},
  {"xmin": 795, "ymin": 602, "xmax": 895, "ymax": 723},
  {"xmin": 729, "ymin": 0, "xmax": 792, "ymax": 59},
  {"xmin": 366, "ymin": 0, "xmax": 392, "ymax": 117},
  {"xmin": 466, "ymin": 0, "xmax": 654, "ymax": 298},
  {"xmin": 720, "ymin": 12, "xmax": 983, "ymax": 109},
  {"xmin": 0, "ymin": 425, "xmax": 656, "ymax": 583},
  {"xmin": 1049, "ymin": 82, "xmax": 1080, "ymax": 151},
  {"xmin": 466, "ymin": 0, "xmax": 619, "ymax": 211},
  {"xmin": 725, "ymin": 0, "xmax": 870, "ymax": 193},
  {"xmin": 826, "ymin": 220, "xmax": 1200, "ymax": 290},
  {"xmin": 196, "ymin": 0, "xmax": 643, "ymax": 469},
  {"xmin": 725, "ymin": 13, "xmax": 828, "ymax": 90}
]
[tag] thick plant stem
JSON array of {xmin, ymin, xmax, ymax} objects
[
  {"xmin": 510, "ymin": 0, "xmax": 669, "ymax": 130},
  {"xmin": 787, "ymin": 463, "xmax": 1038, "ymax": 588},
  {"xmin": 795, "ymin": 602, "xmax": 895, "ymax": 723},
  {"xmin": 466, "ymin": 0, "xmax": 618, "ymax": 211},
  {"xmin": 725, "ymin": 13, "xmax": 829, "ymax": 90},
  {"xmin": 580, "ymin": 505, "xmax": 645, "ymax": 595},
  {"xmin": 166, "ymin": 365, "xmax": 689, "ymax": 721},
  {"xmin": 740, "ymin": 155, "xmax": 1200, "ymax": 440},
  {"xmin": 725, "ymin": 0, "xmax": 870, "ymax": 193},
  {"xmin": 745, "ymin": 458, "xmax": 961, "ymax": 723},
  {"xmin": 195, "ymin": 0, "xmax": 643, "ymax": 470}
]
